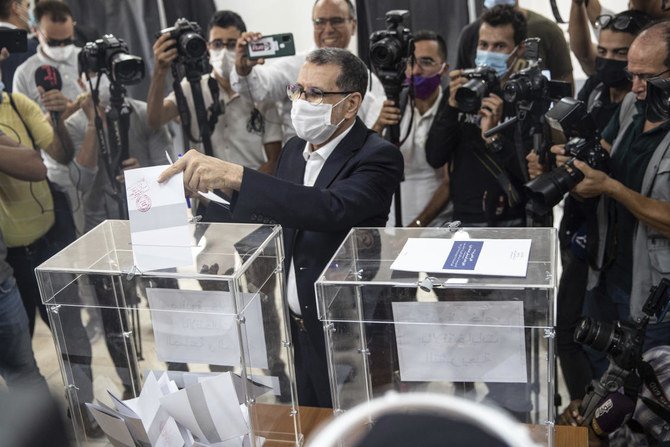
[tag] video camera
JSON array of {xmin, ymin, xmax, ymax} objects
[
  {"xmin": 523, "ymin": 98, "xmax": 610, "ymax": 214},
  {"xmin": 455, "ymin": 66, "xmax": 500, "ymax": 114},
  {"xmin": 79, "ymin": 35, "xmax": 145, "ymax": 85},
  {"xmin": 369, "ymin": 10, "xmax": 413, "ymax": 102}
]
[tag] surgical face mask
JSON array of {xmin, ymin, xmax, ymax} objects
[
  {"xmin": 290, "ymin": 95, "xmax": 350, "ymax": 145},
  {"xmin": 484, "ymin": 0, "xmax": 515, "ymax": 8},
  {"xmin": 595, "ymin": 57, "xmax": 630, "ymax": 88},
  {"xmin": 475, "ymin": 49, "xmax": 509, "ymax": 77},
  {"xmin": 0, "ymin": 81, "xmax": 4, "ymax": 104},
  {"xmin": 41, "ymin": 42, "xmax": 76, "ymax": 62},
  {"xmin": 210, "ymin": 49, "xmax": 235, "ymax": 79}
]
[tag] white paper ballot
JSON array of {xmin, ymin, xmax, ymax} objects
[
  {"xmin": 160, "ymin": 372, "xmax": 249, "ymax": 443},
  {"xmin": 392, "ymin": 301, "xmax": 528, "ymax": 383},
  {"xmin": 146, "ymin": 288, "xmax": 269, "ymax": 369},
  {"xmin": 125, "ymin": 165, "xmax": 192, "ymax": 272},
  {"xmin": 85, "ymin": 403, "xmax": 136, "ymax": 447},
  {"xmin": 390, "ymin": 238, "xmax": 532, "ymax": 277}
]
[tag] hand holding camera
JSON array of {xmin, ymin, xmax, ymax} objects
[
  {"xmin": 447, "ymin": 69, "xmax": 466, "ymax": 108},
  {"xmin": 153, "ymin": 33, "xmax": 178, "ymax": 74},
  {"xmin": 479, "ymin": 93, "xmax": 503, "ymax": 141}
]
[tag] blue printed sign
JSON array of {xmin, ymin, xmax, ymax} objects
[{"xmin": 443, "ymin": 241, "xmax": 483, "ymax": 270}]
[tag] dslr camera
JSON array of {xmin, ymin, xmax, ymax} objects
[
  {"xmin": 160, "ymin": 18, "xmax": 209, "ymax": 70},
  {"xmin": 369, "ymin": 10, "xmax": 413, "ymax": 100},
  {"xmin": 455, "ymin": 66, "xmax": 500, "ymax": 113},
  {"xmin": 79, "ymin": 35, "xmax": 145, "ymax": 85},
  {"xmin": 575, "ymin": 279, "xmax": 670, "ymax": 370},
  {"xmin": 524, "ymin": 98, "xmax": 610, "ymax": 213},
  {"xmin": 503, "ymin": 38, "xmax": 571, "ymax": 105}
]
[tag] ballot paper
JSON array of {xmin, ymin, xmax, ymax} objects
[
  {"xmin": 390, "ymin": 238, "xmax": 532, "ymax": 277},
  {"xmin": 392, "ymin": 301, "xmax": 528, "ymax": 383},
  {"xmin": 125, "ymin": 165, "xmax": 192, "ymax": 272},
  {"xmin": 146, "ymin": 288, "xmax": 269, "ymax": 369},
  {"xmin": 160, "ymin": 372, "xmax": 250, "ymax": 444}
]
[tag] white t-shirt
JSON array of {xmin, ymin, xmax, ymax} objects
[{"xmin": 387, "ymin": 89, "xmax": 445, "ymax": 227}]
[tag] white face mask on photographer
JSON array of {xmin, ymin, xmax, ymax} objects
[
  {"xmin": 210, "ymin": 49, "xmax": 235, "ymax": 79},
  {"xmin": 290, "ymin": 94, "xmax": 350, "ymax": 146},
  {"xmin": 41, "ymin": 43, "xmax": 76, "ymax": 62}
]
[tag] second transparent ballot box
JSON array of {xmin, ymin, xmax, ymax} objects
[
  {"xmin": 315, "ymin": 227, "xmax": 558, "ymax": 445},
  {"xmin": 36, "ymin": 220, "xmax": 301, "ymax": 446}
]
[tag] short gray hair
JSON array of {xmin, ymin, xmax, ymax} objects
[{"xmin": 305, "ymin": 48, "xmax": 368, "ymax": 99}]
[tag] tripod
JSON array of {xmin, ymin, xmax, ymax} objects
[{"xmin": 172, "ymin": 61, "xmax": 221, "ymax": 157}]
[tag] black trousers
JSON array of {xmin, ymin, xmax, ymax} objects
[{"xmin": 291, "ymin": 317, "xmax": 332, "ymax": 408}]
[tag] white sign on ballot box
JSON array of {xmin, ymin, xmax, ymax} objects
[{"xmin": 392, "ymin": 301, "xmax": 528, "ymax": 383}]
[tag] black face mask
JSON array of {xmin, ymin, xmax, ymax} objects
[{"xmin": 595, "ymin": 57, "xmax": 630, "ymax": 88}]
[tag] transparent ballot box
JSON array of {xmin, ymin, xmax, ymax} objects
[
  {"xmin": 36, "ymin": 220, "xmax": 301, "ymax": 446},
  {"xmin": 315, "ymin": 227, "xmax": 558, "ymax": 446}
]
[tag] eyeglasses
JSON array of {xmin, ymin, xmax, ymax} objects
[
  {"xmin": 410, "ymin": 57, "xmax": 445, "ymax": 71},
  {"xmin": 286, "ymin": 83, "xmax": 354, "ymax": 105},
  {"xmin": 313, "ymin": 17, "xmax": 352, "ymax": 29},
  {"xmin": 45, "ymin": 37, "xmax": 74, "ymax": 47},
  {"xmin": 624, "ymin": 67, "xmax": 670, "ymax": 81},
  {"xmin": 595, "ymin": 14, "xmax": 645, "ymax": 33},
  {"xmin": 208, "ymin": 39, "xmax": 237, "ymax": 51}
]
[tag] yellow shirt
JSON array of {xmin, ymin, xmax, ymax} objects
[{"xmin": 0, "ymin": 91, "xmax": 54, "ymax": 247}]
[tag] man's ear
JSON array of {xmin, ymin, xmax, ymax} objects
[
  {"xmin": 345, "ymin": 92, "xmax": 362, "ymax": 118},
  {"xmin": 516, "ymin": 43, "xmax": 526, "ymax": 60}
]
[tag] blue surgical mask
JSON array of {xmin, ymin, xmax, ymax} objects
[
  {"xmin": 0, "ymin": 81, "xmax": 4, "ymax": 104},
  {"xmin": 484, "ymin": 0, "xmax": 515, "ymax": 8},
  {"xmin": 475, "ymin": 50, "xmax": 509, "ymax": 77}
]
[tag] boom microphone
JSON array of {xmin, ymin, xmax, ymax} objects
[
  {"xmin": 591, "ymin": 392, "xmax": 636, "ymax": 436},
  {"xmin": 34, "ymin": 65, "xmax": 63, "ymax": 124}
]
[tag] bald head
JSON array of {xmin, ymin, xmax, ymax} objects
[{"xmin": 627, "ymin": 22, "xmax": 670, "ymax": 100}]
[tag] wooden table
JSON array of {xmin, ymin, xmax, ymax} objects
[{"xmin": 256, "ymin": 405, "xmax": 589, "ymax": 446}]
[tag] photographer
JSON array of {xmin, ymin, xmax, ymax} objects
[
  {"xmin": 456, "ymin": 0, "xmax": 574, "ymax": 87},
  {"xmin": 13, "ymin": 0, "xmax": 84, "ymax": 232},
  {"xmin": 556, "ymin": 20, "xmax": 670, "ymax": 389},
  {"xmin": 147, "ymin": 11, "xmax": 282, "ymax": 175},
  {"xmin": 231, "ymin": 0, "xmax": 385, "ymax": 142},
  {"xmin": 425, "ymin": 5, "xmax": 529, "ymax": 228},
  {"xmin": 372, "ymin": 30, "xmax": 450, "ymax": 227},
  {"xmin": 541, "ymin": 9, "xmax": 652, "ymax": 406}
]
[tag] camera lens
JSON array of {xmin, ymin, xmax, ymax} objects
[
  {"xmin": 110, "ymin": 53, "xmax": 145, "ymax": 85},
  {"xmin": 574, "ymin": 317, "xmax": 619, "ymax": 353},
  {"xmin": 456, "ymin": 79, "xmax": 487, "ymax": 113},
  {"xmin": 370, "ymin": 37, "xmax": 401, "ymax": 68},
  {"xmin": 179, "ymin": 32, "xmax": 208, "ymax": 60},
  {"xmin": 503, "ymin": 77, "xmax": 530, "ymax": 103}
]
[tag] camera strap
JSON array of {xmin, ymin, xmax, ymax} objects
[
  {"xmin": 471, "ymin": 142, "xmax": 521, "ymax": 208},
  {"xmin": 206, "ymin": 75, "xmax": 222, "ymax": 133},
  {"xmin": 7, "ymin": 93, "xmax": 37, "ymax": 150},
  {"xmin": 639, "ymin": 360, "xmax": 670, "ymax": 422}
]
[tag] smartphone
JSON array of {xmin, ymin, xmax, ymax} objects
[
  {"xmin": 0, "ymin": 29, "xmax": 28, "ymax": 54},
  {"xmin": 245, "ymin": 33, "xmax": 295, "ymax": 60}
]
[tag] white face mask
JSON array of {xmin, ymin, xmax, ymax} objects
[
  {"xmin": 42, "ymin": 43, "xmax": 76, "ymax": 62},
  {"xmin": 210, "ymin": 49, "xmax": 235, "ymax": 79},
  {"xmin": 290, "ymin": 95, "xmax": 349, "ymax": 146}
]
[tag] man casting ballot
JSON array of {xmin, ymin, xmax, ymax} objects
[{"xmin": 158, "ymin": 48, "xmax": 403, "ymax": 408}]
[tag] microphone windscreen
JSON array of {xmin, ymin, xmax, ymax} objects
[
  {"xmin": 591, "ymin": 392, "xmax": 636, "ymax": 436},
  {"xmin": 34, "ymin": 65, "xmax": 63, "ymax": 91}
]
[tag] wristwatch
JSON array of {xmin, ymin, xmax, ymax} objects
[{"xmin": 486, "ymin": 135, "xmax": 503, "ymax": 152}]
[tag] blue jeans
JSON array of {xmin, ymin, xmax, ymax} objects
[{"xmin": 0, "ymin": 277, "xmax": 48, "ymax": 391}]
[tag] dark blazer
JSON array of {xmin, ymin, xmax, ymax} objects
[{"xmin": 231, "ymin": 117, "xmax": 403, "ymax": 345}]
